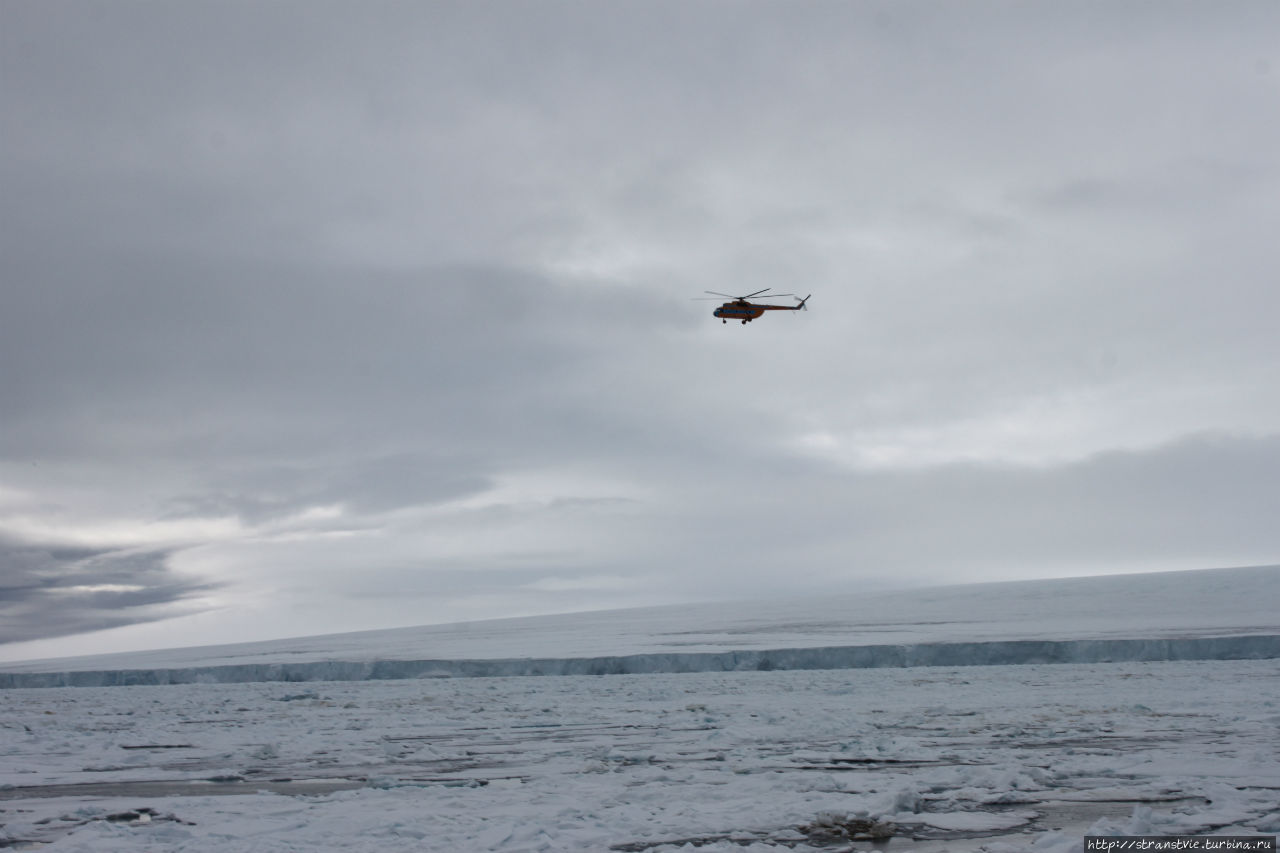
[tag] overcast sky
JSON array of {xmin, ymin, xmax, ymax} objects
[{"xmin": 2, "ymin": 1, "xmax": 1278, "ymax": 662}]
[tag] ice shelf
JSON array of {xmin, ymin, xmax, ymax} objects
[{"xmin": 4, "ymin": 633, "xmax": 1278, "ymax": 688}]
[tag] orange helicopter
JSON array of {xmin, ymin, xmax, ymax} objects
[{"xmin": 700, "ymin": 289, "xmax": 811, "ymax": 324}]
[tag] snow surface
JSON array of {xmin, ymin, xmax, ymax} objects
[
  {"xmin": 1, "ymin": 566, "xmax": 1278, "ymax": 851},
  {"xmin": 2, "ymin": 661, "xmax": 1277, "ymax": 851}
]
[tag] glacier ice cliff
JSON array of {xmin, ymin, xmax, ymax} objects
[{"xmin": 3, "ymin": 634, "xmax": 1277, "ymax": 688}]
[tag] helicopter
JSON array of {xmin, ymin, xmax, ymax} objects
[{"xmin": 699, "ymin": 288, "xmax": 812, "ymax": 324}]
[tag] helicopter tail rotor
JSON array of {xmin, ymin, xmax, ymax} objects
[{"xmin": 796, "ymin": 294, "xmax": 811, "ymax": 311}]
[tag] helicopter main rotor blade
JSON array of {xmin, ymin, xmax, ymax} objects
[{"xmin": 703, "ymin": 288, "xmax": 793, "ymax": 300}]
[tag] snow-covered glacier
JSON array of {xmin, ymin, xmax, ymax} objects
[{"xmin": 3, "ymin": 565, "xmax": 1277, "ymax": 687}]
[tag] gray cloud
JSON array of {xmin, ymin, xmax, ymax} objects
[
  {"xmin": 2, "ymin": 1, "xmax": 1278, "ymax": 656},
  {"xmin": 0, "ymin": 541, "xmax": 217, "ymax": 644}
]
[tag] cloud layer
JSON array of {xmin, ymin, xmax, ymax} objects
[{"xmin": 3, "ymin": 1, "xmax": 1278, "ymax": 659}]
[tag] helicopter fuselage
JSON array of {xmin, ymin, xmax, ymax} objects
[{"xmin": 714, "ymin": 300, "xmax": 803, "ymax": 324}]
